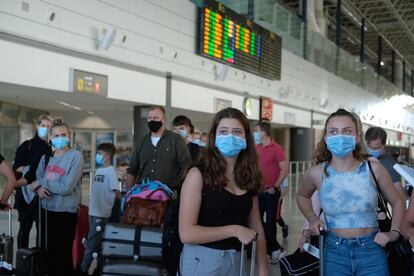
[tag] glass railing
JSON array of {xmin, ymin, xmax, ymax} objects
[{"xmin": 193, "ymin": 0, "xmax": 410, "ymax": 101}]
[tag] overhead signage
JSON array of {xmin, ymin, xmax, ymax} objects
[
  {"xmin": 260, "ymin": 97, "xmax": 273, "ymax": 121},
  {"xmin": 215, "ymin": 98, "xmax": 232, "ymax": 112},
  {"xmin": 70, "ymin": 69, "xmax": 108, "ymax": 96},
  {"xmin": 199, "ymin": 0, "xmax": 282, "ymax": 80}
]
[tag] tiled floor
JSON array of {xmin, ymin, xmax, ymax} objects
[{"xmin": 0, "ymin": 177, "xmax": 306, "ymax": 275}]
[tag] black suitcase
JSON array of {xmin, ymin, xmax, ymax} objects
[
  {"xmin": 0, "ymin": 200, "xmax": 14, "ymax": 275},
  {"xmin": 15, "ymin": 198, "xmax": 47, "ymax": 276},
  {"xmin": 15, "ymin": 248, "xmax": 45, "ymax": 276},
  {"xmin": 102, "ymin": 223, "xmax": 163, "ymax": 262},
  {"xmin": 101, "ymin": 259, "xmax": 163, "ymax": 276}
]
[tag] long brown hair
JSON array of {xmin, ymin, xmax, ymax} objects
[
  {"xmin": 314, "ymin": 109, "xmax": 363, "ymax": 164},
  {"xmin": 202, "ymin": 108, "xmax": 263, "ymax": 195}
]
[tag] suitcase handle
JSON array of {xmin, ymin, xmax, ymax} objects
[{"xmin": 239, "ymin": 233, "xmax": 258, "ymax": 276}]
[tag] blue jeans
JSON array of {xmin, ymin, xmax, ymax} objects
[
  {"xmin": 258, "ymin": 191, "xmax": 281, "ymax": 254},
  {"xmin": 80, "ymin": 216, "xmax": 109, "ymax": 272},
  {"xmin": 324, "ymin": 231, "xmax": 389, "ymax": 276}
]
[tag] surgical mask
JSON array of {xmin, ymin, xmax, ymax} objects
[
  {"xmin": 95, "ymin": 154, "xmax": 104, "ymax": 165},
  {"xmin": 51, "ymin": 136, "xmax": 69, "ymax": 150},
  {"xmin": 368, "ymin": 147, "xmax": 382, "ymax": 158},
  {"xmin": 199, "ymin": 142, "xmax": 206, "ymax": 147},
  {"xmin": 179, "ymin": 130, "xmax": 187, "ymax": 138},
  {"xmin": 326, "ymin": 135, "xmax": 356, "ymax": 158},
  {"xmin": 148, "ymin": 120, "xmax": 163, "ymax": 133},
  {"xmin": 37, "ymin": 127, "xmax": 48, "ymax": 139},
  {"xmin": 215, "ymin": 135, "xmax": 247, "ymax": 157},
  {"xmin": 193, "ymin": 138, "xmax": 201, "ymax": 145},
  {"xmin": 253, "ymin": 131, "xmax": 261, "ymax": 145}
]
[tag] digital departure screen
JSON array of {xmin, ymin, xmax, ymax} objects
[{"xmin": 199, "ymin": 0, "xmax": 281, "ymax": 80}]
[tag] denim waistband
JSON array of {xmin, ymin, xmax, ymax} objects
[{"xmin": 326, "ymin": 230, "xmax": 379, "ymax": 245}]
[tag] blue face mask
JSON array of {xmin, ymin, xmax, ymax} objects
[
  {"xmin": 199, "ymin": 142, "xmax": 206, "ymax": 147},
  {"xmin": 326, "ymin": 135, "xmax": 356, "ymax": 158},
  {"xmin": 253, "ymin": 131, "xmax": 261, "ymax": 145},
  {"xmin": 193, "ymin": 138, "xmax": 201, "ymax": 145},
  {"xmin": 368, "ymin": 147, "xmax": 382, "ymax": 158},
  {"xmin": 215, "ymin": 135, "xmax": 247, "ymax": 157},
  {"xmin": 96, "ymin": 153, "xmax": 104, "ymax": 165},
  {"xmin": 179, "ymin": 130, "xmax": 187, "ymax": 138},
  {"xmin": 37, "ymin": 127, "xmax": 48, "ymax": 139},
  {"xmin": 51, "ymin": 136, "xmax": 69, "ymax": 150}
]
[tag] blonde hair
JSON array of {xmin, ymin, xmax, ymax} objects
[
  {"xmin": 50, "ymin": 116, "xmax": 70, "ymax": 134},
  {"xmin": 36, "ymin": 114, "xmax": 53, "ymax": 125}
]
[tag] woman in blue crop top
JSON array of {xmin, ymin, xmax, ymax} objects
[
  {"xmin": 179, "ymin": 108, "xmax": 268, "ymax": 276},
  {"xmin": 297, "ymin": 109, "xmax": 405, "ymax": 276}
]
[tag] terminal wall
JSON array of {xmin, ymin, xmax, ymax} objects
[{"xmin": 0, "ymin": 0, "xmax": 413, "ymax": 134}]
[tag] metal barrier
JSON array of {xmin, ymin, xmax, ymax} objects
[
  {"xmin": 82, "ymin": 169, "xmax": 96, "ymax": 201},
  {"xmin": 286, "ymin": 161, "xmax": 315, "ymax": 213},
  {"xmin": 288, "ymin": 161, "xmax": 315, "ymax": 192}
]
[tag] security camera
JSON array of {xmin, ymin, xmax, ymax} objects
[
  {"xmin": 214, "ymin": 64, "xmax": 229, "ymax": 81},
  {"xmin": 97, "ymin": 26, "xmax": 117, "ymax": 50}
]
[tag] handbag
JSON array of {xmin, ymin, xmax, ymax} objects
[
  {"xmin": 280, "ymin": 215, "xmax": 322, "ymax": 276},
  {"xmin": 121, "ymin": 184, "xmax": 171, "ymax": 227},
  {"xmin": 280, "ymin": 248, "xmax": 319, "ymax": 276},
  {"xmin": 367, "ymin": 161, "xmax": 414, "ymax": 273}
]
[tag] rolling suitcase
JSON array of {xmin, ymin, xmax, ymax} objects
[
  {"xmin": 240, "ymin": 238, "xmax": 257, "ymax": 276},
  {"xmin": 72, "ymin": 204, "xmax": 89, "ymax": 269},
  {"xmin": 101, "ymin": 259, "xmax": 163, "ymax": 276},
  {"xmin": 0, "ymin": 200, "xmax": 14, "ymax": 275},
  {"xmin": 101, "ymin": 223, "xmax": 163, "ymax": 262},
  {"xmin": 15, "ymin": 198, "xmax": 47, "ymax": 276}
]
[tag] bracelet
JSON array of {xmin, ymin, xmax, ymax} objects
[
  {"xmin": 305, "ymin": 212, "xmax": 317, "ymax": 220},
  {"xmin": 34, "ymin": 185, "xmax": 41, "ymax": 192}
]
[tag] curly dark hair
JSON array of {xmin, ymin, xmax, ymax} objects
[
  {"xmin": 314, "ymin": 109, "xmax": 363, "ymax": 165},
  {"xmin": 201, "ymin": 108, "xmax": 263, "ymax": 195}
]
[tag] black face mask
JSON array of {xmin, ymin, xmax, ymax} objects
[{"xmin": 148, "ymin": 120, "xmax": 163, "ymax": 133}]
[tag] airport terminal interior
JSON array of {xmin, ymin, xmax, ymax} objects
[{"xmin": 0, "ymin": 0, "xmax": 414, "ymax": 275}]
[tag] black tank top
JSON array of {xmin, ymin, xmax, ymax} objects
[{"xmin": 195, "ymin": 163, "xmax": 253, "ymax": 251}]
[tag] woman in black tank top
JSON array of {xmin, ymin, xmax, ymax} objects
[{"xmin": 179, "ymin": 108, "xmax": 268, "ymax": 276}]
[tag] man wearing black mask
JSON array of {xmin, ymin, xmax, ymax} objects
[{"xmin": 126, "ymin": 106, "xmax": 191, "ymax": 191}]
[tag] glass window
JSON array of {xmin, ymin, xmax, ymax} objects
[{"xmin": 116, "ymin": 132, "xmax": 133, "ymax": 166}]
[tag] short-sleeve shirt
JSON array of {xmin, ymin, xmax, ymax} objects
[
  {"xmin": 0, "ymin": 153, "xmax": 4, "ymax": 164},
  {"xmin": 256, "ymin": 141, "xmax": 286, "ymax": 189},
  {"xmin": 379, "ymin": 154, "xmax": 401, "ymax": 183},
  {"xmin": 89, "ymin": 166, "xmax": 119, "ymax": 218}
]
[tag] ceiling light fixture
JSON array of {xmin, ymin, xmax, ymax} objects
[{"xmin": 55, "ymin": 100, "xmax": 83, "ymax": 111}]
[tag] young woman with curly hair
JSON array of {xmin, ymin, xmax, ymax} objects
[{"xmin": 297, "ymin": 108, "xmax": 404, "ymax": 276}]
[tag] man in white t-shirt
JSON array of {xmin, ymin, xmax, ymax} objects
[{"xmin": 81, "ymin": 143, "xmax": 121, "ymax": 273}]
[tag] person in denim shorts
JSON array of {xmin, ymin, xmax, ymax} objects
[{"xmin": 297, "ymin": 108, "xmax": 405, "ymax": 275}]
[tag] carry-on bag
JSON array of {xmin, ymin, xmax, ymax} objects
[
  {"xmin": 72, "ymin": 204, "xmax": 89, "ymax": 269},
  {"xmin": 239, "ymin": 238, "xmax": 257, "ymax": 276},
  {"xmin": 15, "ymin": 198, "xmax": 47, "ymax": 276},
  {"xmin": 121, "ymin": 180, "xmax": 173, "ymax": 227},
  {"xmin": 279, "ymin": 230, "xmax": 326, "ymax": 276},
  {"xmin": 0, "ymin": 200, "xmax": 14, "ymax": 275},
  {"xmin": 101, "ymin": 259, "xmax": 163, "ymax": 276},
  {"xmin": 279, "ymin": 248, "xmax": 319, "ymax": 276},
  {"xmin": 101, "ymin": 223, "xmax": 163, "ymax": 261}
]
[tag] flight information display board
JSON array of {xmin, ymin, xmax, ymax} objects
[{"xmin": 199, "ymin": 0, "xmax": 281, "ymax": 80}]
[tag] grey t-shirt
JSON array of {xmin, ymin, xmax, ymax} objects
[
  {"xmin": 89, "ymin": 166, "xmax": 119, "ymax": 218},
  {"xmin": 379, "ymin": 154, "xmax": 401, "ymax": 183}
]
